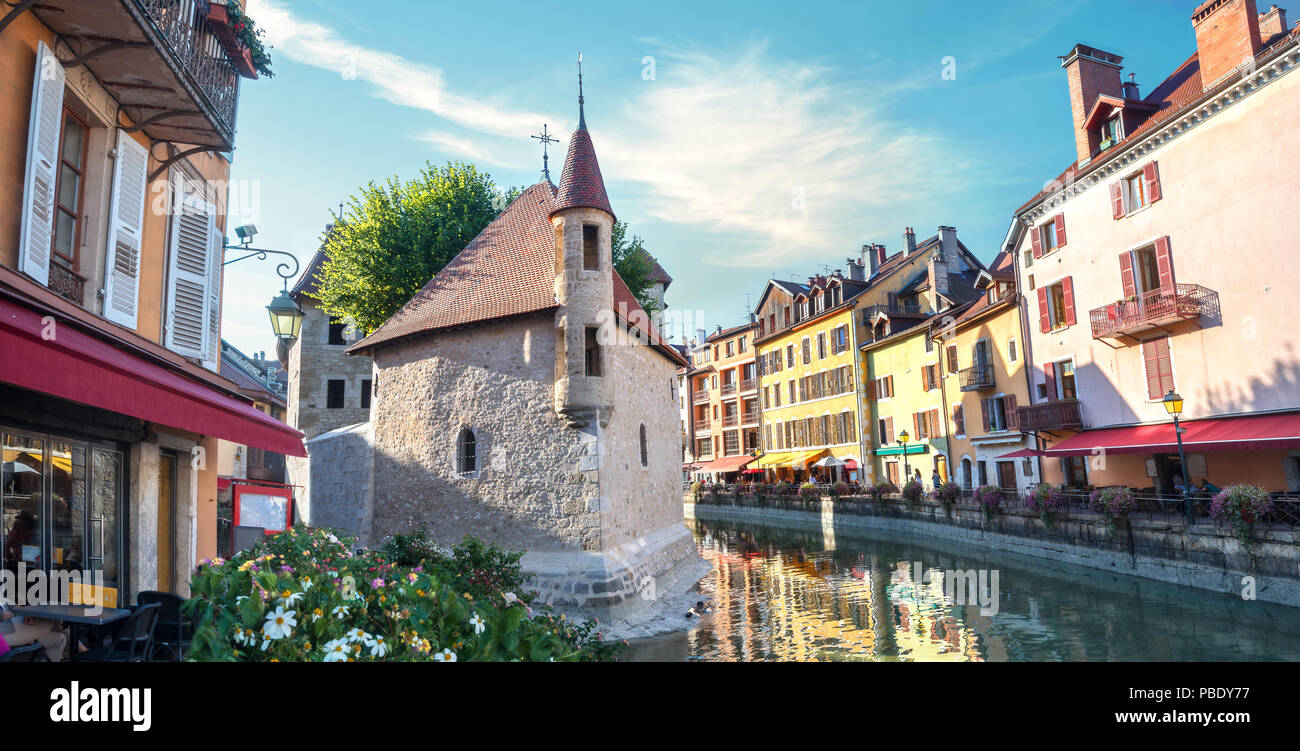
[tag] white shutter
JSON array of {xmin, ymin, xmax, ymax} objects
[
  {"xmin": 201, "ymin": 222, "xmax": 224, "ymax": 369},
  {"xmin": 164, "ymin": 181, "xmax": 216, "ymax": 359},
  {"xmin": 102, "ymin": 130, "xmax": 149, "ymax": 328},
  {"xmin": 18, "ymin": 41, "xmax": 65, "ymax": 285}
]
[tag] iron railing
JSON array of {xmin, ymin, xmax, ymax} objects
[
  {"xmin": 1089, "ymin": 284, "xmax": 1220, "ymax": 340},
  {"xmin": 134, "ymin": 0, "xmax": 241, "ymax": 140},
  {"xmin": 1017, "ymin": 399, "xmax": 1083, "ymax": 432},
  {"xmin": 958, "ymin": 364, "xmax": 994, "ymax": 391}
]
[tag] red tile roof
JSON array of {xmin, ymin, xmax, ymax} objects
[
  {"xmin": 1017, "ymin": 22, "xmax": 1299, "ymax": 214},
  {"xmin": 350, "ymin": 182, "xmax": 562, "ymax": 353},
  {"xmin": 551, "ymin": 126, "xmax": 615, "ymax": 220}
]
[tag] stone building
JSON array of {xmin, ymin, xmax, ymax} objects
[
  {"xmin": 340, "ymin": 93, "xmax": 697, "ymax": 620},
  {"xmin": 282, "ymin": 238, "xmax": 374, "ymax": 522}
]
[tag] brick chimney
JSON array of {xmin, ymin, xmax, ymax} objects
[
  {"xmin": 903, "ymin": 227, "xmax": 917, "ymax": 255},
  {"xmin": 1258, "ymin": 4, "xmax": 1289, "ymax": 40},
  {"xmin": 847, "ymin": 256, "xmax": 866, "ymax": 281},
  {"xmin": 1193, "ymin": 0, "xmax": 1263, "ymax": 86},
  {"xmin": 1060, "ymin": 44, "xmax": 1125, "ymax": 164},
  {"xmin": 875, "ymin": 243, "xmax": 888, "ymax": 269}
]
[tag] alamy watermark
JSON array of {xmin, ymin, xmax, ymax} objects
[
  {"xmin": 897, "ymin": 561, "xmax": 1000, "ymax": 615},
  {"xmin": 1, "ymin": 564, "xmax": 106, "ymax": 616}
]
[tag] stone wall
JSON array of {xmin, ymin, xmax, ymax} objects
[
  {"xmin": 686, "ymin": 495, "xmax": 1300, "ymax": 607},
  {"xmin": 305, "ymin": 422, "xmax": 374, "ymax": 541}
]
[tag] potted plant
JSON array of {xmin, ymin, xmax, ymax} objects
[
  {"xmin": 974, "ymin": 485, "xmax": 1003, "ymax": 520},
  {"xmin": 932, "ymin": 481, "xmax": 961, "ymax": 518},
  {"xmin": 799, "ymin": 482, "xmax": 820, "ymax": 507},
  {"xmin": 831, "ymin": 481, "xmax": 850, "ymax": 499},
  {"xmin": 207, "ymin": 0, "xmax": 274, "ymax": 78},
  {"xmin": 1089, "ymin": 486, "xmax": 1136, "ymax": 537},
  {"xmin": 689, "ymin": 481, "xmax": 702, "ymax": 502},
  {"xmin": 869, "ymin": 481, "xmax": 897, "ymax": 512},
  {"xmin": 1026, "ymin": 483, "xmax": 1066, "ymax": 528},
  {"xmin": 1210, "ymin": 484, "xmax": 1273, "ymax": 554},
  {"xmin": 901, "ymin": 478, "xmax": 924, "ymax": 509}
]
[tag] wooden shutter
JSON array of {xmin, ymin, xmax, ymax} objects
[
  {"xmin": 884, "ymin": 416, "xmax": 894, "ymax": 445},
  {"xmin": 1030, "ymin": 224, "xmax": 1043, "ymax": 258},
  {"xmin": 946, "ymin": 345, "xmax": 958, "ymax": 374},
  {"xmin": 1154, "ymin": 236, "xmax": 1175, "ymax": 293},
  {"xmin": 913, "ymin": 412, "xmax": 921, "ymax": 437},
  {"xmin": 1054, "ymin": 214, "xmax": 1067, "ymax": 247},
  {"xmin": 886, "ymin": 375, "xmax": 894, "ymax": 398},
  {"xmin": 1044, "ymin": 362, "xmax": 1057, "ymax": 401},
  {"xmin": 102, "ymin": 130, "xmax": 149, "ymax": 328},
  {"xmin": 980, "ymin": 399, "xmax": 991, "ymax": 432},
  {"xmin": 202, "ymin": 221, "xmax": 224, "ymax": 368},
  {"xmin": 18, "ymin": 41, "xmax": 66, "ymax": 286},
  {"xmin": 1005, "ymin": 395, "xmax": 1019, "ymax": 429},
  {"xmin": 1110, "ymin": 182, "xmax": 1126, "ymax": 219},
  {"xmin": 1144, "ymin": 161, "xmax": 1162, "ymax": 203},
  {"xmin": 1143, "ymin": 337, "xmax": 1174, "ymax": 400},
  {"xmin": 953, "ymin": 405, "xmax": 964, "ymax": 435},
  {"xmin": 164, "ymin": 182, "xmax": 217, "ymax": 358},
  {"xmin": 1119, "ymin": 250, "xmax": 1137, "ymax": 298},
  {"xmin": 1062, "ymin": 277, "xmax": 1076, "ymax": 326},
  {"xmin": 1037, "ymin": 286, "xmax": 1051, "ymax": 333},
  {"xmin": 867, "ymin": 379, "xmax": 876, "ymax": 400}
]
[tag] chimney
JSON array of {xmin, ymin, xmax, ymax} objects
[
  {"xmin": 875, "ymin": 244, "xmax": 888, "ymax": 269},
  {"xmin": 903, "ymin": 227, "xmax": 917, "ymax": 255},
  {"xmin": 937, "ymin": 226, "xmax": 958, "ymax": 263},
  {"xmin": 847, "ymin": 257, "xmax": 866, "ymax": 281},
  {"xmin": 1122, "ymin": 73, "xmax": 1141, "ymax": 100},
  {"xmin": 696, "ymin": 328, "xmax": 707, "ymax": 346},
  {"xmin": 929, "ymin": 226, "xmax": 956, "ymax": 298},
  {"xmin": 1060, "ymin": 44, "xmax": 1125, "ymax": 164},
  {"xmin": 1193, "ymin": 0, "xmax": 1263, "ymax": 87},
  {"xmin": 1259, "ymin": 4, "xmax": 1289, "ymax": 39}
]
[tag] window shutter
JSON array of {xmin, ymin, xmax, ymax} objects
[
  {"xmin": 1144, "ymin": 161, "xmax": 1162, "ymax": 203},
  {"xmin": 884, "ymin": 416, "xmax": 893, "ymax": 445},
  {"xmin": 1005, "ymin": 395, "xmax": 1019, "ymax": 429},
  {"xmin": 886, "ymin": 375, "xmax": 894, "ymax": 398},
  {"xmin": 980, "ymin": 399, "xmax": 991, "ymax": 432},
  {"xmin": 867, "ymin": 379, "xmax": 876, "ymax": 400},
  {"xmin": 1044, "ymin": 362, "xmax": 1057, "ymax": 401},
  {"xmin": 913, "ymin": 412, "xmax": 921, "ymax": 437},
  {"xmin": 1154, "ymin": 236, "xmax": 1175, "ymax": 293},
  {"xmin": 1119, "ymin": 251, "xmax": 1137, "ymax": 299},
  {"xmin": 1062, "ymin": 277, "xmax": 1077, "ymax": 326},
  {"xmin": 18, "ymin": 41, "xmax": 66, "ymax": 286},
  {"xmin": 102, "ymin": 130, "xmax": 149, "ymax": 328},
  {"xmin": 1053, "ymin": 214, "xmax": 1067, "ymax": 247},
  {"xmin": 1143, "ymin": 337, "xmax": 1174, "ymax": 400},
  {"xmin": 1110, "ymin": 182, "xmax": 1126, "ymax": 219},
  {"xmin": 164, "ymin": 183, "xmax": 217, "ymax": 359},
  {"xmin": 1037, "ymin": 286, "xmax": 1051, "ymax": 333},
  {"xmin": 1029, "ymin": 224, "xmax": 1043, "ymax": 258},
  {"xmin": 202, "ymin": 221, "xmax": 224, "ymax": 369}
]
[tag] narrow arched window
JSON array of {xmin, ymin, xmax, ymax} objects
[
  {"xmin": 639, "ymin": 424, "xmax": 649, "ymax": 467},
  {"xmin": 457, "ymin": 428, "xmax": 477, "ymax": 474}
]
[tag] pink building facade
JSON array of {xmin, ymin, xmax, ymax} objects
[{"xmin": 1009, "ymin": 1, "xmax": 1300, "ymax": 493}]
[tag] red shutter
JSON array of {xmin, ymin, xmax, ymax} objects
[
  {"xmin": 1110, "ymin": 182, "xmax": 1126, "ymax": 219},
  {"xmin": 1154, "ymin": 236, "xmax": 1175, "ymax": 293},
  {"xmin": 885, "ymin": 416, "xmax": 893, "ymax": 444},
  {"xmin": 867, "ymin": 379, "xmax": 877, "ymax": 400},
  {"xmin": 1143, "ymin": 338, "xmax": 1164, "ymax": 400},
  {"xmin": 1144, "ymin": 161, "xmax": 1162, "ymax": 203},
  {"xmin": 1005, "ymin": 394, "xmax": 1018, "ymax": 429},
  {"xmin": 1037, "ymin": 286, "xmax": 1051, "ymax": 333},
  {"xmin": 913, "ymin": 412, "xmax": 921, "ymax": 437},
  {"xmin": 1030, "ymin": 224, "xmax": 1043, "ymax": 258},
  {"xmin": 980, "ymin": 399, "xmax": 991, "ymax": 432},
  {"xmin": 1119, "ymin": 251, "xmax": 1137, "ymax": 298},
  {"xmin": 1044, "ymin": 362, "xmax": 1057, "ymax": 401},
  {"xmin": 1054, "ymin": 214, "xmax": 1067, "ymax": 247},
  {"xmin": 1062, "ymin": 277, "xmax": 1077, "ymax": 326},
  {"xmin": 886, "ymin": 375, "xmax": 894, "ymax": 398}
]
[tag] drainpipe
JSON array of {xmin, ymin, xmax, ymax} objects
[
  {"xmin": 1009, "ymin": 217, "xmax": 1045, "ymax": 486},
  {"xmin": 850, "ymin": 302, "xmax": 871, "ymax": 485}
]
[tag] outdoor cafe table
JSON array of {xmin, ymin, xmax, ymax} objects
[{"xmin": 10, "ymin": 604, "xmax": 131, "ymax": 657}]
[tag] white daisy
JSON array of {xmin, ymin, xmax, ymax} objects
[
  {"xmin": 364, "ymin": 634, "xmax": 389, "ymax": 658},
  {"xmin": 332, "ymin": 605, "xmax": 350, "ymax": 619},
  {"xmin": 280, "ymin": 591, "xmax": 305, "ymax": 607},
  {"xmin": 469, "ymin": 613, "xmax": 486, "ymax": 635},
  {"xmin": 345, "ymin": 627, "xmax": 368, "ymax": 643},
  {"xmin": 434, "ymin": 648, "xmax": 457, "ymax": 662},
  {"xmin": 322, "ymin": 638, "xmax": 349, "ymax": 662},
  {"xmin": 263, "ymin": 606, "xmax": 297, "ymax": 640}
]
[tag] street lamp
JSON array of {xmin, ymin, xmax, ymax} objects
[
  {"xmin": 224, "ymin": 232, "xmax": 304, "ymax": 343},
  {"xmin": 898, "ymin": 429, "xmax": 910, "ymax": 487},
  {"xmin": 1163, "ymin": 389, "xmax": 1193, "ymax": 526}
]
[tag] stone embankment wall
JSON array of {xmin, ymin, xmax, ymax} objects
[{"xmin": 685, "ymin": 493, "xmax": 1300, "ymax": 607}]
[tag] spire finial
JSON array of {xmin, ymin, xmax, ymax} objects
[
  {"xmin": 577, "ymin": 52, "xmax": 586, "ymax": 129},
  {"xmin": 531, "ymin": 123, "xmax": 561, "ymax": 183}
]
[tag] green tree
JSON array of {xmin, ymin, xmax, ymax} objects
[
  {"xmin": 611, "ymin": 221, "xmax": 662, "ymax": 316},
  {"xmin": 316, "ymin": 162, "xmax": 515, "ymax": 333}
]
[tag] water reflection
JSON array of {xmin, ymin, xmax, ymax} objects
[{"xmin": 623, "ymin": 517, "xmax": 1300, "ymax": 662}]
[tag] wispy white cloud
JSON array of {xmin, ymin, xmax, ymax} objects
[{"xmin": 415, "ymin": 131, "xmax": 510, "ymax": 167}]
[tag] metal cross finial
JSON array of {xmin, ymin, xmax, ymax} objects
[
  {"xmin": 577, "ymin": 52, "xmax": 586, "ymax": 129},
  {"xmin": 531, "ymin": 124, "xmax": 561, "ymax": 183}
]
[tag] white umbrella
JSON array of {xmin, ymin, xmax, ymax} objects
[{"xmin": 812, "ymin": 455, "xmax": 845, "ymax": 468}]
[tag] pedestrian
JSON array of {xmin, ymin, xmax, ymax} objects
[{"xmin": 931, "ymin": 468, "xmax": 942, "ymax": 491}]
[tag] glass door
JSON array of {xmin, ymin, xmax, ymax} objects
[{"xmin": 2, "ymin": 432, "xmax": 45, "ymax": 579}]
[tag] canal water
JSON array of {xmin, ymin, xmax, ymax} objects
[{"xmin": 623, "ymin": 516, "xmax": 1300, "ymax": 661}]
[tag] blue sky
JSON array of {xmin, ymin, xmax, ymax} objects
[{"xmin": 221, "ymin": 0, "xmax": 1201, "ymax": 357}]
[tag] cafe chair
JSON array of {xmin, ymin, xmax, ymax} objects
[
  {"xmin": 0, "ymin": 642, "xmax": 47, "ymax": 662},
  {"xmin": 71, "ymin": 603, "xmax": 161, "ymax": 662},
  {"xmin": 137, "ymin": 591, "xmax": 194, "ymax": 662}
]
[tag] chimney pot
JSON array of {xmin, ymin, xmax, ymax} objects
[
  {"xmin": 1060, "ymin": 43, "xmax": 1125, "ymax": 164},
  {"xmin": 1258, "ymin": 3, "xmax": 1288, "ymax": 38},
  {"xmin": 1192, "ymin": 0, "xmax": 1264, "ymax": 86}
]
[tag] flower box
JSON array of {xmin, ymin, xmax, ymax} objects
[{"xmin": 206, "ymin": 2, "xmax": 260, "ymax": 79}]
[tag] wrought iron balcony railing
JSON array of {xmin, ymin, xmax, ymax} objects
[
  {"xmin": 958, "ymin": 364, "xmax": 995, "ymax": 392},
  {"xmin": 1089, "ymin": 284, "xmax": 1220, "ymax": 341},
  {"xmin": 739, "ymin": 378, "xmax": 758, "ymax": 393},
  {"xmin": 693, "ymin": 419, "xmax": 711, "ymax": 433},
  {"xmin": 1016, "ymin": 399, "xmax": 1083, "ymax": 433}
]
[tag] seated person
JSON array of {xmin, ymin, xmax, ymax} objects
[
  {"xmin": 0, "ymin": 596, "xmax": 68, "ymax": 661},
  {"xmin": 1198, "ymin": 479, "xmax": 1221, "ymax": 495}
]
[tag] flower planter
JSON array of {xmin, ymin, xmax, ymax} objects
[{"xmin": 206, "ymin": 3, "xmax": 260, "ymax": 79}]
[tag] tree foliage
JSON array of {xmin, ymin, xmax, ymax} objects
[
  {"xmin": 315, "ymin": 162, "xmax": 515, "ymax": 333},
  {"xmin": 611, "ymin": 221, "xmax": 662, "ymax": 316}
]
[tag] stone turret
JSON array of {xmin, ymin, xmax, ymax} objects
[{"xmin": 551, "ymin": 101, "xmax": 616, "ymax": 428}]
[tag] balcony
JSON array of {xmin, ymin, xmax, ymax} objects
[
  {"xmin": 1089, "ymin": 285, "xmax": 1220, "ymax": 341},
  {"xmin": 1017, "ymin": 399, "xmax": 1083, "ymax": 433},
  {"xmin": 739, "ymin": 378, "xmax": 758, "ymax": 393},
  {"xmin": 693, "ymin": 389, "xmax": 710, "ymax": 404},
  {"xmin": 693, "ymin": 419, "xmax": 711, "ymax": 433},
  {"xmin": 721, "ymin": 414, "xmax": 739, "ymax": 428},
  {"xmin": 863, "ymin": 304, "xmax": 924, "ymax": 321},
  {"xmin": 958, "ymin": 364, "xmax": 994, "ymax": 392},
  {"xmin": 29, "ymin": 0, "xmax": 253, "ymax": 151},
  {"xmin": 720, "ymin": 382, "xmax": 737, "ymax": 397},
  {"xmin": 741, "ymin": 411, "xmax": 759, "ymax": 426}
]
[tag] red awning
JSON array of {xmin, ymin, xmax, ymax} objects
[
  {"xmin": 1043, "ymin": 412, "xmax": 1300, "ymax": 458},
  {"xmin": 741, "ymin": 468, "xmax": 765, "ymax": 474},
  {"xmin": 0, "ymin": 298, "xmax": 305, "ymax": 457},
  {"xmin": 999, "ymin": 448, "xmax": 1043, "ymax": 459},
  {"xmin": 691, "ymin": 455, "xmax": 756, "ymax": 474},
  {"xmin": 843, "ymin": 459, "xmax": 859, "ymax": 470}
]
